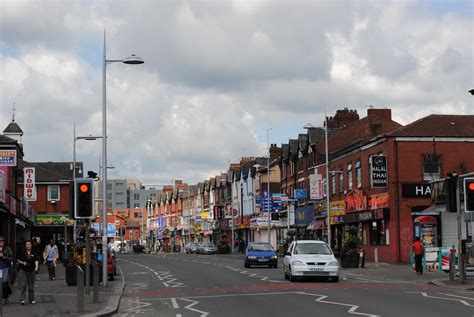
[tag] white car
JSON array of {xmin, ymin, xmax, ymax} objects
[{"xmin": 283, "ymin": 240, "xmax": 339, "ymax": 282}]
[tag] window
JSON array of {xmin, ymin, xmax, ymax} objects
[
  {"xmin": 134, "ymin": 193, "xmax": 139, "ymax": 200},
  {"xmin": 134, "ymin": 212, "xmax": 142, "ymax": 218},
  {"xmin": 355, "ymin": 160, "xmax": 362, "ymax": 188},
  {"xmin": 107, "ymin": 184, "xmax": 112, "ymax": 190},
  {"xmin": 338, "ymin": 169, "xmax": 344, "ymax": 193},
  {"xmin": 423, "ymin": 154, "xmax": 441, "ymax": 181},
  {"xmin": 347, "ymin": 163, "xmax": 353, "ymax": 191},
  {"xmin": 370, "ymin": 220, "xmax": 389, "ymax": 245},
  {"xmin": 331, "ymin": 174, "xmax": 336, "ymax": 195},
  {"xmin": 282, "ymin": 162, "xmax": 287, "ymax": 179},
  {"xmin": 48, "ymin": 185, "xmax": 60, "ymax": 201},
  {"xmin": 290, "ymin": 161, "xmax": 295, "ymax": 176}
]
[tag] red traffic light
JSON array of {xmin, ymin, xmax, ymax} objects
[
  {"xmin": 80, "ymin": 184, "xmax": 89, "ymax": 193},
  {"xmin": 469, "ymin": 183, "xmax": 474, "ymax": 191}
]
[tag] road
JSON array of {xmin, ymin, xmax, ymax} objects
[{"xmin": 116, "ymin": 253, "xmax": 474, "ymax": 317}]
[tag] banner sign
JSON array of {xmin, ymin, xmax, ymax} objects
[
  {"xmin": 367, "ymin": 193, "xmax": 389, "ymax": 210},
  {"xmin": 309, "ymin": 173, "xmax": 324, "ymax": 200},
  {"xmin": 35, "ymin": 214, "xmax": 74, "ymax": 226},
  {"xmin": 345, "ymin": 189, "xmax": 367, "ymax": 213},
  {"xmin": 370, "ymin": 155, "xmax": 388, "ymax": 188},
  {"xmin": 0, "ymin": 166, "xmax": 8, "ymax": 203},
  {"xmin": 23, "ymin": 167, "xmax": 37, "ymax": 201},
  {"xmin": 402, "ymin": 183, "xmax": 432, "ymax": 198},
  {"xmin": 0, "ymin": 150, "xmax": 17, "ymax": 167},
  {"xmin": 295, "ymin": 189, "xmax": 308, "ymax": 200},
  {"xmin": 329, "ymin": 200, "xmax": 346, "ymax": 216}
]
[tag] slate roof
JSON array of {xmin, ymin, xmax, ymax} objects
[
  {"xmin": 17, "ymin": 161, "xmax": 83, "ymax": 182},
  {"xmin": 390, "ymin": 115, "xmax": 474, "ymax": 137},
  {"xmin": 3, "ymin": 121, "xmax": 23, "ymax": 134},
  {"xmin": 307, "ymin": 127, "xmax": 325, "ymax": 147},
  {"xmin": 289, "ymin": 139, "xmax": 299, "ymax": 160},
  {"xmin": 0, "ymin": 134, "xmax": 24, "ymax": 156},
  {"xmin": 298, "ymin": 134, "xmax": 309, "ymax": 154},
  {"xmin": 281, "ymin": 144, "xmax": 289, "ymax": 162}
]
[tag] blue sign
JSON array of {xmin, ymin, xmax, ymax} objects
[
  {"xmin": 157, "ymin": 217, "xmax": 164, "ymax": 228},
  {"xmin": 295, "ymin": 189, "xmax": 308, "ymax": 200},
  {"xmin": 91, "ymin": 223, "xmax": 116, "ymax": 237},
  {"xmin": 255, "ymin": 196, "xmax": 262, "ymax": 205}
]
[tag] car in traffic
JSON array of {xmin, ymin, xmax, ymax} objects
[
  {"xmin": 244, "ymin": 242, "xmax": 278, "ymax": 268},
  {"xmin": 197, "ymin": 242, "xmax": 218, "ymax": 254},
  {"xmin": 283, "ymin": 240, "xmax": 339, "ymax": 282},
  {"xmin": 185, "ymin": 242, "xmax": 200, "ymax": 254}
]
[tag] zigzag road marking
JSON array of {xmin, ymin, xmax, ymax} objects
[
  {"xmin": 407, "ymin": 292, "xmax": 474, "ymax": 307},
  {"xmin": 298, "ymin": 292, "xmax": 380, "ymax": 317},
  {"xmin": 181, "ymin": 298, "xmax": 210, "ymax": 317},
  {"xmin": 124, "ymin": 296, "xmax": 154, "ymax": 314}
]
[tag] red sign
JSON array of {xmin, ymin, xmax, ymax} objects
[
  {"xmin": 367, "ymin": 193, "xmax": 389, "ymax": 210},
  {"xmin": 345, "ymin": 189, "xmax": 367, "ymax": 213}
]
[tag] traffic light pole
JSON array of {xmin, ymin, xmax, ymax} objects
[
  {"xmin": 85, "ymin": 219, "xmax": 91, "ymax": 294},
  {"xmin": 456, "ymin": 175, "xmax": 465, "ymax": 284}
]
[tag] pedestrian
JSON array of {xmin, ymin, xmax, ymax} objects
[
  {"xmin": 0, "ymin": 236, "xmax": 14, "ymax": 304},
  {"xmin": 32, "ymin": 238, "xmax": 42, "ymax": 273},
  {"xmin": 43, "ymin": 239, "xmax": 59, "ymax": 280},
  {"xmin": 412, "ymin": 236, "xmax": 425, "ymax": 275},
  {"xmin": 17, "ymin": 240, "xmax": 39, "ymax": 305}
]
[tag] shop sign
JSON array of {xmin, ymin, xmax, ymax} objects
[
  {"xmin": 309, "ymin": 173, "xmax": 324, "ymax": 200},
  {"xmin": 345, "ymin": 189, "xmax": 367, "ymax": 213},
  {"xmin": 201, "ymin": 211, "xmax": 209, "ymax": 220},
  {"xmin": 23, "ymin": 167, "xmax": 37, "ymax": 201},
  {"xmin": 194, "ymin": 224, "xmax": 202, "ymax": 231},
  {"xmin": 295, "ymin": 189, "xmax": 308, "ymax": 200},
  {"xmin": 329, "ymin": 200, "xmax": 345, "ymax": 216},
  {"xmin": 0, "ymin": 150, "xmax": 17, "ymax": 167},
  {"xmin": 367, "ymin": 193, "xmax": 389, "ymax": 210},
  {"xmin": 402, "ymin": 183, "xmax": 432, "ymax": 198},
  {"xmin": 35, "ymin": 214, "xmax": 74, "ymax": 226},
  {"xmin": 370, "ymin": 155, "xmax": 387, "ymax": 188},
  {"xmin": 330, "ymin": 216, "xmax": 343, "ymax": 225}
]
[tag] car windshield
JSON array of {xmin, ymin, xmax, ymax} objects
[
  {"xmin": 203, "ymin": 243, "xmax": 216, "ymax": 247},
  {"xmin": 249, "ymin": 244, "xmax": 273, "ymax": 251},
  {"xmin": 294, "ymin": 243, "xmax": 332, "ymax": 255}
]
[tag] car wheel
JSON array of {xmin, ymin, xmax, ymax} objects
[{"xmin": 288, "ymin": 266, "xmax": 296, "ymax": 282}]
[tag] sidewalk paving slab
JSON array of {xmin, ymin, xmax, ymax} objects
[{"xmin": 1, "ymin": 262, "xmax": 125, "ymax": 317}]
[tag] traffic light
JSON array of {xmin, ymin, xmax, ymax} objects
[
  {"xmin": 464, "ymin": 177, "xmax": 474, "ymax": 213},
  {"xmin": 75, "ymin": 178, "xmax": 94, "ymax": 219},
  {"xmin": 446, "ymin": 172, "xmax": 458, "ymax": 212}
]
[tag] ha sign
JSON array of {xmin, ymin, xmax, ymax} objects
[{"xmin": 23, "ymin": 167, "xmax": 37, "ymax": 201}]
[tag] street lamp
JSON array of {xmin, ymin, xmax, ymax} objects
[
  {"xmin": 101, "ymin": 31, "xmax": 144, "ymax": 286},
  {"xmin": 264, "ymin": 128, "xmax": 272, "ymax": 244}
]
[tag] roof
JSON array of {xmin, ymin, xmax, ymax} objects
[
  {"xmin": 390, "ymin": 115, "xmax": 474, "ymax": 137},
  {"xmin": 289, "ymin": 139, "xmax": 299, "ymax": 160},
  {"xmin": 17, "ymin": 161, "xmax": 83, "ymax": 182},
  {"xmin": 298, "ymin": 134, "xmax": 309, "ymax": 154},
  {"xmin": 3, "ymin": 121, "xmax": 23, "ymax": 134},
  {"xmin": 281, "ymin": 144, "xmax": 289, "ymax": 162},
  {"xmin": 307, "ymin": 127, "xmax": 325, "ymax": 147}
]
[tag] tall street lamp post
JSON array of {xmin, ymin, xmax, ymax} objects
[
  {"xmin": 264, "ymin": 128, "xmax": 272, "ymax": 244},
  {"xmin": 101, "ymin": 31, "xmax": 144, "ymax": 286}
]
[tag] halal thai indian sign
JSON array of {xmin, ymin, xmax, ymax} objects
[{"xmin": 370, "ymin": 155, "xmax": 387, "ymax": 188}]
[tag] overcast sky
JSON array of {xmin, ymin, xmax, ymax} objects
[{"xmin": 1, "ymin": 0, "xmax": 473, "ymax": 185}]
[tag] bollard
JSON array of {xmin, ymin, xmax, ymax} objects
[
  {"xmin": 374, "ymin": 247, "xmax": 379, "ymax": 268},
  {"xmin": 93, "ymin": 261, "xmax": 99, "ymax": 303},
  {"xmin": 77, "ymin": 266, "xmax": 85, "ymax": 313}
]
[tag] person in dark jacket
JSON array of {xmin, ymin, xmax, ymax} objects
[
  {"xmin": 0, "ymin": 235, "xmax": 14, "ymax": 304},
  {"xmin": 17, "ymin": 240, "xmax": 39, "ymax": 305}
]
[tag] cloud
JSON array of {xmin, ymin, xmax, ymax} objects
[{"xmin": 1, "ymin": 0, "xmax": 472, "ymax": 185}]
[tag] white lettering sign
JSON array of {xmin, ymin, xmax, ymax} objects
[
  {"xmin": 23, "ymin": 167, "xmax": 37, "ymax": 201},
  {"xmin": 310, "ymin": 173, "xmax": 323, "ymax": 200}
]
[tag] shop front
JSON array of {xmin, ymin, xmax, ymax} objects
[
  {"xmin": 32, "ymin": 214, "xmax": 74, "ymax": 260},
  {"xmin": 294, "ymin": 204, "xmax": 314, "ymax": 240}
]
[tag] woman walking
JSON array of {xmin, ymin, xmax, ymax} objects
[
  {"xmin": 17, "ymin": 240, "xmax": 39, "ymax": 305},
  {"xmin": 0, "ymin": 236, "xmax": 14, "ymax": 304}
]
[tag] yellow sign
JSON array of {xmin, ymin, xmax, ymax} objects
[
  {"xmin": 330, "ymin": 200, "xmax": 345, "ymax": 216},
  {"xmin": 201, "ymin": 212, "xmax": 209, "ymax": 220}
]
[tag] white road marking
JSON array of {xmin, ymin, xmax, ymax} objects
[
  {"xmin": 130, "ymin": 272, "xmax": 149, "ymax": 275},
  {"xmin": 439, "ymin": 293, "xmax": 474, "ymax": 301},
  {"xmin": 171, "ymin": 297, "xmax": 179, "ymax": 309},
  {"xmin": 298, "ymin": 292, "xmax": 380, "ymax": 317},
  {"xmin": 181, "ymin": 298, "xmax": 210, "ymax": 317},
  {"xmin": 407, "ymin": 292, "xmax": 474, "ymax": 307}
]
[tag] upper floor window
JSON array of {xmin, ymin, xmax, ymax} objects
[
  {"xmin": 423, "ymin": 154, "xmax": 441, "ymax": 181},
  {"xmin": 355, "ymin": 160, "xmax": 362, "ymax": 188},
  {"xmin": 282, "ymin": 162, "xmax": 287, "ymax": 179},
  {"xmin": 338, "ymin": 169, "xmax": 344, "ymax": 193},
  {"xmin": 347, "ymin": 163, "xmax": 353, "ymax": 191},
  {"xmin": 290, "ymin": 161, "xmax": 295, "ymax": 176},
  {"xmin": 48, "ymin": 185, "xmax": 60, "ymax": 201},
  {"xmin": 331, "ymin": 174, "xmax": 336, "ymax": 195},
  {"xmin": 134, "ymin": 193, "xmax": 139, "ymax": 200}
]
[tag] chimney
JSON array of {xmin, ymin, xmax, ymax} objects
[
  {"xmin": 270, "ymin": 144, "xmax": 281, "ymax": 159},
  {"xmin": 326, "ymin": 108, "xmax": 359, "ymax": 129},
  {"xmin": 367, "ymin": 108, "xmax": 391, "ymax": 120}
]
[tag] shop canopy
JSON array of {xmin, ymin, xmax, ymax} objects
[
  {"xmin": 307, "ymin": 219, "xmax": 325, "ymax": 230},
  {"xmin": 411, "ymin": 204, "xmax": 444, "ymax": 216}
]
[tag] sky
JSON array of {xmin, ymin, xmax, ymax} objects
[{"xmin": 1, "ymin": 0, "xmax": 473, "ymax": 185}]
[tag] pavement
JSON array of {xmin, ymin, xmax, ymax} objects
[{"xmin": 1, "ymin": 261, "xmax": 126, "ymax": 317}]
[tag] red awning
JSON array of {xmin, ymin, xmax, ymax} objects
[{"xmin": 414, "ymin": 215, "xmax": 437, "ymax": 224}]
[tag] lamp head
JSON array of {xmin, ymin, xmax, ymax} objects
[{"xmin": 123, "ymin": 54, "xmax": 144, "ymax": 65}]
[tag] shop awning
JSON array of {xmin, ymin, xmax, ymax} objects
[
  {"xmin": 412, "ymin": 204, "xmax": 444, "ymax": 216},
  {"xmin": 307, "ymin": 219, "xmax": 325, "ymax": 230}
]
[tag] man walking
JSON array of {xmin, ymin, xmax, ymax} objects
[
  {"xmin": 17, "ymin": 240, "xmax": 39, "ymax": 305},
  {"xmin": 43, "ymin": 239, "xmax": 58, "ymax": 280},
  {"xmin": 412, "ymin": 237, "xmax": 425, "ymax": 275}
]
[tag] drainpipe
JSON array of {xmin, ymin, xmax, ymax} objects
[{"xmin": 394, "ymin": 139, "xmax": 401, "ymax": 263}]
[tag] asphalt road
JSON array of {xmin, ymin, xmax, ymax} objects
[{"xmin": 116, "ymin": 253, "xmax": 474, "ymax": 317}]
